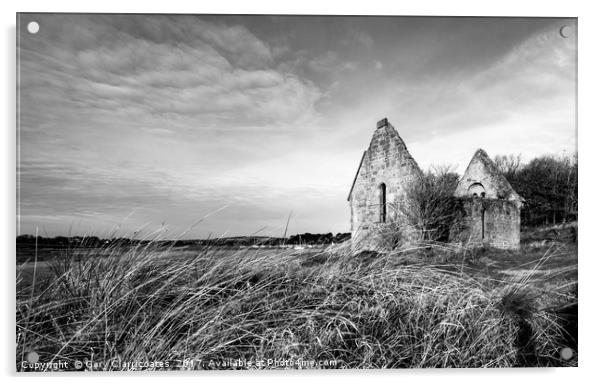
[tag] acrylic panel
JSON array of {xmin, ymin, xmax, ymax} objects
[{"xmin": 16, "ymin": 13, "xmax": 578, "ymax": 371}]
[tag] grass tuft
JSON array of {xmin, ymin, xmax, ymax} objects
[{"xmin": 16, "ymin": 238, "xmax": 577, "ymax": 370}]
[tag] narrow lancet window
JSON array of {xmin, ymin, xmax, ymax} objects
[{"xmin": 379, "ymin": 183, "xmax": 387, "ymax": 223}]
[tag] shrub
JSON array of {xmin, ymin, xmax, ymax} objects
[{"xmin": 391, "ymin": 167, "xmax": 463, "ymax": 243}]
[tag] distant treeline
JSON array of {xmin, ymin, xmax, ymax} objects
[
  {"xmin": 283, "ymin": 232, "xmax": 351, "ymax": 245},
  {"xmin": 494, "ymin": 153, "xmax": 577, "ymax": 227},
  {"xmin": 16, "ymin": 232, "xmax": 352, "ymax": 248}
]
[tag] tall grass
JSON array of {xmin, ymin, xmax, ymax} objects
[{"xmin": 16, "ymin": 239, "xmax": 575, "ymax": 370}]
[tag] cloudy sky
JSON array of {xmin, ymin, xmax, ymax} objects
[{"xmin": 17, "ymin": 14, "xmax": 576, "ymax": 238}]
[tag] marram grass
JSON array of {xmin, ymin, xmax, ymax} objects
[{"xmin": 16, "ymin": 239, "xmax": 575, "ymax": 370}]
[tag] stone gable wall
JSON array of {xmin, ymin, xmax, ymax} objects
[
  {"xmin": 456, "ymin": 160, "xmax": 505, "ymax": 199},
  {"xmin": 455, "ymin": 150, "xmax": 522, "ymax": 203},
  {"xmin": 349, "ymin": 122, "xmax": 421, "ymax": 249}
]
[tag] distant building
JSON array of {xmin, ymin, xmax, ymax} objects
[{"xmin": 347, "ymin": 118, "xmax": 523, "ymax": 251}]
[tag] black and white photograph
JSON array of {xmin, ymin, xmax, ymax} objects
[{"xmin": 15, "ymin": 12, "xmax": 578, "ymax": 371}]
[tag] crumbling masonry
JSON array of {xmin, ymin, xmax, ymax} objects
[{"xmin": 348, "ymin": 118, "xmax": 523, "ymax": 250}]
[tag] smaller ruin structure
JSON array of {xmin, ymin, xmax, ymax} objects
[{"xmin": 453, "ymin": 148, "xmax": 524, "ymax": 250}]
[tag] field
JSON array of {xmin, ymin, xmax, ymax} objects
[{"xmin": 16, "ymin": 226, "xmax": 577, "ymax": 370}]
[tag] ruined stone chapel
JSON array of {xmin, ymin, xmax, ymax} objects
[{"xmin": 347, "ymin": 118, "xmax": 524, "ymax": 250}]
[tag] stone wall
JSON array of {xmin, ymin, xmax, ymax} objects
[
  {"xmin": 348, "ymin": 119, "xmax": 422, "ymax": 249},
  {"xmin": 454, "ymin": 197, "xmax": 521, "ymax": 250},
  {"xmin": 454, "ymin": 148, "xmax": 523, "ymax": 202}
]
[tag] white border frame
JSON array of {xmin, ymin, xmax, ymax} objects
[{"xmin": 3, "ymin": 1, "xmax": 599, "ymax": 384}]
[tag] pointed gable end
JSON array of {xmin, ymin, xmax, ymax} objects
[
  {"xmin": 347, "ymin": 118, "xmax": 420, "ymax": 201},
  {"xmin": 454, "ymin": 149, "xmax": 524, "ymax": 205}
]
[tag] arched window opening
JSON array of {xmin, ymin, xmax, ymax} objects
[
  {"xmin": 379, "ymin": 183, "xmax": 387, "ymax": 223},
  {"xmin": 468, "ymin": 183, "xmax": 486, "ymax": 198}
]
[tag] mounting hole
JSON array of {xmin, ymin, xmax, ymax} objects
[
  {"xmin": 560, "ymin": 347, "xmax": 574, "ymax": 360},
  {"xmin": 26, "ymin": 351, "xmax": 39, "ymax": 363},
  {"xmin": 27, "ymin": 21, "xmax": 39, "ymax": 34},
  {"xmin": 560, "ymin": 25, "xmax": 571, "ymax": 39}
]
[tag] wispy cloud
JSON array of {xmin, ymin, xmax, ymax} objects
[
  {"xmin": 20, "ymin": 15, "xmax": 321, "ymax": 130},
  {"xmin": 17, "ymin": 15, "xmax": 576, "ymax": 237}
]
